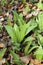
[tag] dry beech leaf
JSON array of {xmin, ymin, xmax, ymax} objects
[
  {"xmin": 0, "ymin": 42, "xmax": 5, "ymax": 48},
  {"xmin": 20, "ymin": 55, "xmax": 31, "ymax": 64},
  {"xmin": 0, "ymin": 58, "xmax": 6, "ymax": 65},
  {"xmin": 30, "ymin": 59, "xmax": 43, "ymax": 65},
  {"xmin": 5, "ymin": 12, "xmax": 13, "ymax": 21},
  {"xmin": 26, "ymin": 9, "xmax": 40, "ymax": 19}
]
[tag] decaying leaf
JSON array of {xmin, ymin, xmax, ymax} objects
[
  {"xmin": 20, "ymin": 55, "xmax": 32, "ymax": 64},
  {"xmin": 0, "ymin": 58, "xmax": 6, "ymax": 65},
  {"xmin": 30, "ymin": 59, "xmax": 43, "ymax": 65},
  {"xmin": 0, "ymin": 42, "xmax": 5, "ymax": 48}
]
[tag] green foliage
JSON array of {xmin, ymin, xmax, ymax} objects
[
  {"xmin": 33, "ymin": 12, "xmax": 43, "ymax": 61},
  {"xmin": 37, "ymin": 0, "xmax": 43, "ymax": 10},
  {"xmin": 10, "ymin": 0, "xmax": 14, "ymax": 4},
  {"xmin": 37, "ymin": 34, "xmax": 43, "ymax": 46},
  {"xmin": 0, "ymin": 48, "xmax": 6, "ymax": 59},
  {"xmin": 0, "ymin": 0, "xmax": 14, "ymax": 6},
  {"xmin": 36, "ymin": 12, "xmax": 43, "ymax": 32},
  {"xmin": 0, "ymin": 23, "xmax": 2, "ymax": 31},
  {"xmin": 25, "ymin": 4, "xmax": 30, "ymax": 14},
  {"xmin": 13, "ymin": 11, "xmax": 25, "ymax": 26},
  {"xmin": 1, "ymin": 0, "xmax": 43, "ymax": 64},
  {"xmin": 34, "ymin": 46, "xmax": 43, "ymax": 61},
  {"xmin": 5, "ymin": 25, "xmax": 17, "ymax": 43},
  {"xmin": 24, "ymin": 36, "xmax": 38, "ymax": 55},
  {"xmin": 26, "ymin": 19, "xmax": 37, "ymax": 35},
  {"xmin": 1, "ymin": 0, "xmax": 7, "ymax": 6},
  {"xmin": 5, "ymin": 12, "xmax": 37, "ymax": 54},
  {"xmin": 5, "ymin": 11, "xmax": 43, "ymax": 61},
  {"xmin": 10, "ymin": 50, "xmax": 25, "ymax": 65}
]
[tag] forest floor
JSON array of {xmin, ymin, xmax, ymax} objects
[{"xmin": 0, "ymin": 0, "xmax": 43, "ymax": 65}]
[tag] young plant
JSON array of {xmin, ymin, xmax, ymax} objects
[
  {"xmin": 24, "ymin": 36, "xmax": 38, "ymax": 55},
  {"xmin": 34, "ymin": 46, "xmax": 43, "ymax": 61},
  {"xmin": 4, "ymin": 11, "xmax": 39, "ymax": 64},
  {"xmin": 5, "ymin": 11, "xmax": 38, "ymax": 52}
]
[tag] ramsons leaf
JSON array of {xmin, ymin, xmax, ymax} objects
[
  {"xmin": 5, "ymin": 25, "xmax": 17, "ymax": 43},
  {"xmin": 34, "ymin": 46, "xmax": 43, "ymax": 61},
  {"xmin": 0, "ymin": 48, "xmax": 6, "ymax": 59},
  {"xmin": 10, "ymin": 50, "xmax": 25, "ymax": 65}
]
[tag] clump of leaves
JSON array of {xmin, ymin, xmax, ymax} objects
[
  {"xmin": 34, "ymin": 46, "xmax": 43, "ymax": 61},
  {"xmin": 33, "ymin": 12, "xmax": 43, "ymax": 61},
  {"xmin": 37, "ymin": 0, "xmax": 43, "ymax": 10},
  {"xmin": 36, "ymin": 12, "xmax": 43, "ymax": 32},
  {"xmin": 4, "ymin": 11, "xmax": 39, "ymax": 65},
  {"xmin": 0, "ymin": 0, "xmax": 7, "ymax": 6},
  {"xmin": 5, "ymin": 11, "xmax": 38, "ymax": 53},
  {"xmin": 10, "ymin": 50, "xmax": 25, "ymax": 65}
]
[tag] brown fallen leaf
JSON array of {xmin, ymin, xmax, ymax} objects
[
  {"xmin": 26, "ymin": 8, "xmax": 40, "ymax": 19},
  {"xmin": 0, "ymin": 42, "xmax": 5, "ymax": 48},
  {"xmin": 0, "ymin": 58, "xmax": 6, "ymax": 65},
  {"xmin": 20, "ymin": 55, "xmax": 31, "ymax": 64},
  {"xmin": 30, "ymin": 59, "xmax": 43, "ymax": 65},
  {"xmin": 5, "ymin": 12, "xmax": 13, "ymax": 22}
]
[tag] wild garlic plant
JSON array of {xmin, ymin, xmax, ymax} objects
[
  {"xmin": 5, "ymin": 11, "xmax": 38, "ymax": 54},
  {"xmin": 5, "ymin": 11, "xmax": 41, "ymax": 65}
]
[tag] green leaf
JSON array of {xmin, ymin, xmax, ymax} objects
[
  {"xmin": 26, "ymin": 19, "xmax": 37, "ymax": 35},
  {"xmin": 37, "ymin": 1, "xmax": 43, "ymax": 10},
  {"xmin": 37, "ymin": 34, "xmax": 43, "ymax": 46},
  {"xmin": 34, "ymin": 46, "xmax": 43, "ymax": 61},
  {"xmin": 24, "ymin": 41, "xmax": 38, "ymax": 55},
  {"xmin": 36, "ymin": 12, "xmax": 43, "ymax": 32},
  {"xmin": 13, "ymin": 11, "xmax": 25, "ymax": 26},
  {"xmin": 24, "ymin": 42, "xmax": 32, "ymax": 55},
  {"xmin": 10, "ymin": 50, "xmax": 25, "ymax": 65},
  {"xmin": 1, "ymin": 0, "xmax": 7, "ymax": 6},
  {"xmin": 7, "ymin": 18, "xmax": 12, "ymax": 26},
  {"xmin": 10, "ymin": 0, "xmax": 14, "ymax": 4},
  {"xmin": 19, "ymin": 13, "xmax": 23, "ymax": 19},
  {"xmin": 28, "ymin": 46, "xmax": 38, "ymax": 54},
  {"xmin": 5, "ymin": 25, "xmax": 17, "ymax": 43},
  {"xmin": 19, "ymin": 13, "xmax": 25, "ymax": 25},
  {"xmin": 13, "ymin": 11, "xmax": 18, "ymax": 22},
  {"xmin": 20, "ymin": 24, "xmax": 26, "ymax": 42},
  {"xmin": 24, "ymin": 36, "xmax": 35, "ymax": 43},
  {"xmin": 13, "ymin": 24, "xmax": 20, "ymax": 42},
  {"xmin": 0, "ymin": 48, "xmax": 6, "ymax": 59},
  {"xmin": 13, "ymin": 11, "xmax": 22, "ymax": 26},
  {"xmin": 25, "ymin": 4, "xmax": 30, "ymax": 14}
]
